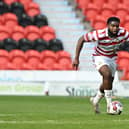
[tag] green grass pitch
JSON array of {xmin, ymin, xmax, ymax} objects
[{"xmin": 0, "ymin": 96, "xmax": 129, "ymax": 129}]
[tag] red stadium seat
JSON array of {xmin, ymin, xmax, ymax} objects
[
  {"xmin": 40, "ymin": 26, "xmax": 56, "ymax": 35},
  {"xmin": 91, "ymin": 16, "xmax": 106, "ymax": 29},
  {"xmin": 11, "ymin": 25, "xmax": 25, "ymax": 41},
  {"xmin": 0, "ymin": 25, "xmax": 11, "ymax": 40},
  {"xmin": 52, "ymin": 63, "xmax": 73, "ymax": 70},
  {"xmin": 117, "ymin": 51, "xmax": 129, "ymax": 70},
  {"xmin": 9, "ymin": 49, "xmax": 26, "ymax": 69},
  {"xmin": 42, "ymin": 33, "xmax": 56, "ymax": 42},
  {"xmin": 40, "ymin": 50, "xmax": 57, "ymax": 64},
  {"xmin": 52, "ymin": 63, "xmax": 63, "ymax": 70},
  {"xmin": 56, "ymin": 50, "xmax": 72, "ymax": 68},
  {"xmin": 20, "ymin": 62, "xmax": 33, "ymax": 70},
  {"xmin": 117, "ymin": 51, "xmax": 129, "ymax": 59},
  {"xmin": 123, "ymin": 16, "xmax": 129, "ymax": 31},
  {"xmin": 84, "ymin": 3, "xmax": 100, "ymax": 21},
  {"xmin": 123, "ymin": 22, "xmax": 129, "ymax": 31},
  {"xmin": 115, "ymin": 4, "xmax": 128, "ymax": 25},
  {"xmin": 5, "ymin": 62, "xmax": 17, "ymax": 70},
  {"xmin": 75, "ymin": 0, "xmax": 91, "ymax": 12},
  {"xmin": 107, "ymin": 0, "xmax": 121, "ymax": 6},
  {"xmin": 25, "ymin": 50, "xmax": 41, "ymax": 69},
  {"xmin": 122, "ymin": 0, "xmax": 129, "ymax": 7},
  {"xmin": 100, "ymin": 4, "xmax": 115, "ymax": 20},
  {"xmin": 40, "ymin": 26, "xmax": 56, "ymax": 41},
  {"xmin": 25, "ymin": 26, "xmax": 41, "ymax": 41},
  {"xmin": 18, "ymin": 0, "xmax": 32, "ymax": 9},
  {"xmin": 0, "ymin": 49, "xmax": 9, "ymax": 70},
  {"xmin": 0, "ymin": 16, "xmax": 4, "ymax": 25},
  {"xmin": 56, "ymin": 50, "xmax": 71, "ymax": 59},
  {"xmin": 4, "ymin": 0, "xmax": 18, "ymax": 5},
  {"xmin": 3, "ymin": 13, "xmax": 18, "ymax": 29},
  {"xmin": 37, "ymin": 63, "xmax": 54, "ymax": 70},
  {"xmin": 117, "ymin": 58, "xmax": 129, "ymax": 71},
  {"xmin": 120, "ymin": 68, "xmax": 129, "ymax": 80},
  {"xmin": 26, "ymin": 2, "xmax": 40, "ymax": 17},
  {"xmin": 18, "ymin": 0, "xmax": 32, "ymax": 4},
  {"xmin": 92, "ymin": 0, "xmax": 106, "ymax": 9},
  {"xmin": 59, "ymin": 63, "xmax": 73, "ymax": 70}
]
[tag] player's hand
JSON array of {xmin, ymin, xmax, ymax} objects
[{"xmin": 72, "ymin": 59, "xmax": 79, "ymax": 70}]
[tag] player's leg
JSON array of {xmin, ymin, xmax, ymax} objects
[
  {"xmin": 91, "ymin": 83, "xmax": 104, "ymax": 109},
  {"xmin": 99, "ymin": 65, "xmax": 114, "ymax": 113},
  {"xmin": 90, "ymin": 65, "xmax": 113, "ymax": 114},
  {"xmin": 91, "ymin": 56, "xmax": 115, "ymax": 113},
  {"xmin": 90, "ymin": 56, "xmax": 106, "ymax": 113},
  {"xmin": 90, "ymin": 88, "xmax": 104, "ymax": 113}
]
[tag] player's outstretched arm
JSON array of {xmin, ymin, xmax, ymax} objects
[{"xmin": 73, "ymin": 35, "xmax": 85, "ymax": 70}]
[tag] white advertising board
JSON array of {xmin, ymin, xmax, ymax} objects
[
  {"xmin": 0, "ymin": 71, "xmax": 128, "ymax": 97},
  {"xmin": 47, "ymin": 81, "xmax": 129, "ymax": 97},
  {"xmin": 0, "ymin": 70, "xmax": 102, "ymax": 82},
  {"xmin": 0, "ymin": 82, "xmax": 45, "ymax": 96}
]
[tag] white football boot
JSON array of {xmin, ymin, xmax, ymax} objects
[{"xmin": 90, "ymin": 97, "xmax": 100, "ymax": 114}]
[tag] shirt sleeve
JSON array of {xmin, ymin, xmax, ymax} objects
[
  {"xmin": 124, "ymin": 30, "xmax": 129, "ymax": 42},
  {"xmin": 83, "ymin": 30, "xmax": 99, "ymax": 42}
]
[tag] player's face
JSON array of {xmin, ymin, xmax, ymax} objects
[{"xmin": 108, "ymin": 21, "xmax": 119, "ymax": 35}]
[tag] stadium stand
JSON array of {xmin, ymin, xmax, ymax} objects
[
  {"xmin": 1, "ymin": 0, "xmax": 129, "ymax": 73},
  {"xmin": 36, "ymin": 0, "xmax": 94, "ymax": 71},
  {"xmin": 0, "ymin": 0, "xmax": 74, "ymax": 70},
  {"xmin": 74, "ymin": 0, "xmax": 129, "ymax": 31}
]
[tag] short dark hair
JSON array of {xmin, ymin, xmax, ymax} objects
[{"xmin": 107, "ymin": 17, "xmax": 120, "ymax": 24}]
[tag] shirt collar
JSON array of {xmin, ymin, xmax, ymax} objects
[{"xmin": 105, "ymin": 28, "xmax": 108, "ymax": 37}]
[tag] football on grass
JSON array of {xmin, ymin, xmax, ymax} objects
[{"xmin": 109, "ymin": 101, "xmax": 123, "ymax": 115}]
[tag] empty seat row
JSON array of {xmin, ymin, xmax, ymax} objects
[
  {"xmin": 84, "ymin": 3, "xmax": 129, "ymax": 21},
  {"xmin": 0, "ymin": 12, "xmax": 48, "ymax": 28},
  {"xmin": 76, "ymin": 0, "xmax": 129, "ymax": 30},
  {"xmin": 116, "ymin": 51, "xmax": 129, "ymax": 80},
  {"xmin": 0, "ymin": 49, "xmax": 73, "ymax": 70},
  {"xmin": 89, "ymin": 15, "xmax": 129, "ymax": 30},
  {"xmin": 0, "ymin": 1, "xmax": 48, "ymax": 27},
  {"xmin": 1, "ymin": 1, "xmax": 41, "ymax": 17},
  {"xmin": 76, "ymin": 0, "xmax": 129, "ymax": 11},
  {"xmin": 0, "ymin": 38, "xmax": 64, "ymax": 52},
  {"xmin": 0, "ymin": 25, "xmax": 56, "ymax": 41}
]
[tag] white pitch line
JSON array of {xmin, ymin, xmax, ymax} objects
[
  {"xmin": 0, "ymin": 119, "xmax": 129, "ymax": 124},
  {"xmin": 0, "ymin": 114, "xmax": 17, "ymax": 116},
  {"xmin": 0, "ymin": 120, "xmax": 85, "ymax": 124}
]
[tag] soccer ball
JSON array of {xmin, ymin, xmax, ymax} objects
[{"xmin": 109, "ymin": 101, "xmax": 123, "ymax": 115}]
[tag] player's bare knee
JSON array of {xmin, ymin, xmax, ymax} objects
[{"xmin": 103, "ymin": 71, "xmax": 112, "ymax": 80}]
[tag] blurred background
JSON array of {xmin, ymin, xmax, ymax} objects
[{"xmin": 0, "ymin": 0, "xmax": 129, "ymax": 97}]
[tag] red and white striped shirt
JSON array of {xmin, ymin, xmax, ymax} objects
[{"xmin": 84, "ymin": 27, "xmax": 129, "ymax": 58}]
